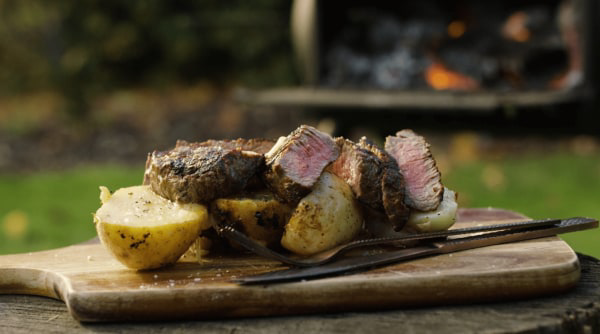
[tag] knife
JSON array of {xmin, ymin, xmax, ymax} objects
[{"xmin": 234, "ymin": 217, "xmax": 598, "ymax": 285}]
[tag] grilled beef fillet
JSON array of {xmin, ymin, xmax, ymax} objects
[
  {"xmin": 328, "ymin": 137, "xmax": 383, "ymax": 210},
  {"xmin": 175, "ymin": 138, "xmax": 275, "ymax": 155},
  {"xmin": 329, "ymin": 137, "xmax": 410, "ymax": 230},
  {"xmin": 357, "ymin": 137, "xmax": 410, "ymax": 230},
  {"xmin": 263, "ymin": 125, "xmax": 339, "ymax": 204},
  {"xmin": 384, "ymin": 130, "xmax": 443, "ymax": 212},
  {"xmin": 176, "ymin": 138, "xmax": 276, "ymax": 191},
  {"xmin": 143, "ymin": 144, "xmax": 264, "ymax": 203}
]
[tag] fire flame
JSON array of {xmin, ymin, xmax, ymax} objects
[{"xmin": 425, "ymin": 61, "xmax": 479, "ymax": 91}]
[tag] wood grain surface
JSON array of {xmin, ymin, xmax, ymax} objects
[{"xmin": 0, "ymin": 208, "xmax": 583, "ymax": 322}]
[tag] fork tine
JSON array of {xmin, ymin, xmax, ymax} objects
[{"xmin": 217, "ymin": 225, "xmax": 308, "ymax": 266}]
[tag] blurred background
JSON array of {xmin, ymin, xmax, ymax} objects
[{"xmin": 0, "ymin": 0, "xmax": 599, "ymax": 257}]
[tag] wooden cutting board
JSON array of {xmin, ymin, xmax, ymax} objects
[{"xmin": 0, "ymin": 208, "xmax": 582, "ymax": 322}]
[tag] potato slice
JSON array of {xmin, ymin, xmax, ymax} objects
[
  {"xmin": 282, "ymin": 172, "xmax": 363, "ymax": 255},
  {"xmin": 406, "ymin": 187, "xmax": 458, "ymax": 233},
  {"xmin": 94, "ymin": 185, "xmax": 209, "ymax": 270},
  {"xmin": 211, "ymin": 192, "xmax": 292, "ymax": 247},
  {"xmin": 366, "ymin": 188, "xmax": 458, "ymax": 238}
]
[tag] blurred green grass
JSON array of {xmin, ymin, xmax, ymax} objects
[
  {"xmin": 0, "ymin": 165, "xmax": 143, "ymax": 254},
  {"xmin": 0, "ymin": 152, "xmax": 599, "ymax": 257},
  {"xmin": 443, "ymin": 152, "xmax": 600, "ymax": 257}
]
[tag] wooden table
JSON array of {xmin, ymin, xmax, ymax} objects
[{"xmin": 0, "ymin": 252, "xmax": 599, "ymax": 333}]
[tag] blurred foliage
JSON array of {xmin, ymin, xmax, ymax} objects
[{"xmin": 0, "ymin": 0, "xmax": 297, "ymax": 117}]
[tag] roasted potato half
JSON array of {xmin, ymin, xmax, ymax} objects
[
  {"xmin": 282, "ymin": 172, "xmax": 363, "ymax": 255},
  {"xmin": 211, "ymin": 191, "xmax": 293, "ymax": 247},
  {"xmin": 94, "ymin": 185, "xmax": 210, "ymax": 270}
]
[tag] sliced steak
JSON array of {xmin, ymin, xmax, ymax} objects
[
  {"xmin": 144, "ymin": 144, "xmax": 264, "ymax": 203},
  {"xmin": 328, "ymin": 137, "xmax": 384, "ymax": 210},
  {"xmin": 329, "ymin": 136, "xmax": 410, "ymax": 230},
  {"xmin": 263, "ymin": 125, "xmax": 339, "ymax": 204},
  {"xmin": 173, "ymin": 138, "xmax": 275, "ymax": 191},
  {"xmin": 358, "ymin": 137, "xmax": 410, "ymax": 230},
  {"xmin": 175, "ymin": 138, "xmax": 275, "ymax": 155},
  {"xmin": 384, "ymin": 129, "xmax": 443, "ymax": 212}
]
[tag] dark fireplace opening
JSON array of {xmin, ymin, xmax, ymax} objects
[
  {"xmin": 319, "ymin": 0, "xmax": 579, "ymax": 92},
  {"xmin": 239, "ymin": 0, "xmax": 600, "ymax": 131}
]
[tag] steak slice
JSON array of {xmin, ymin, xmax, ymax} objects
[
  {"xmin": 263, "ymin": 125, "xmax": 339, "ymax": 204},
  {"xmin": 175, "ymin": 138, "xmax": 275, "ymax": 155},
  {"xmin": 175, "ymin": 138, "xmax": 275, "ymax": 191},
  {"xmin": 328, "ymin": 137, "xmax": 383, "ymax": 210},
  {"xmin": 329, "ymin": 136, "xmax": 410, "ymax": 230},
  {"xmin": 384, "ymin": 129, "xmax": 443, "ymax": 212},
  {"xmin": 358, "ymin": 137, "xmax": 410, "ymax": 230},
  {"xmin": 143, "ymin": 144, "xmax": 264, "ymax": 203}
]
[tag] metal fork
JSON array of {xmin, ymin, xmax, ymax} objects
[
  {"xmin": 216, "ymin": 218, "xmax": 560, "ymax": 267},
  {"xmin": 236, "ymin": 217, "xmax": 598, "ymax": 284}
]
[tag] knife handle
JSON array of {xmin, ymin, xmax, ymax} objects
[{"xmin": 235, "ymin": 246, "xmax": 441, "ymax": 285}]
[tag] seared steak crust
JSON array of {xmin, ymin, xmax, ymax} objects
[
  {"xmin": 263, "ymin": 125, "xmax": 339, "ymax": 204},
  {"xmin": 329, "ymin": 136, "xmax": 410, "ymax": 230},
  {"xmin": 380, "ymin": 167, "xmax": 409, "ymax": 230},
  {"xmin": 385, "ymin": 129, "xmax": 443, "ymax": 212},
  {"xmin": 175, "ymin": 138, "xmax": 275, "ymax": 155},
  {"xmin": 358, "ymin": 137, "xmax": 410, "ymax": 230},
  {"xmin": 144, "ymin": 145, "xmax": 264, "ymax": 203},
  {"xmin": 328, "ymin": 137, "xmax": 383, "ymax": 210}
]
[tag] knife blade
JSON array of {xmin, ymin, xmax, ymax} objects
[{"xmin": 234, "ymin": 217, "xmax": 598, "ymax": 285}]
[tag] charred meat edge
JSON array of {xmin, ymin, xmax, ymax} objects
[
  {"xmin": 262, "ymin": 125, "xmax": 340, "ymax": 204},
  {"xmin": 358, "ymin": 137, "xmax": 410, "ymax": 230},
  {"xmin": 144, "ymin": 144, "xmax": 264, "ymax": 203}
]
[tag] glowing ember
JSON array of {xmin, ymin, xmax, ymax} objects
[
  {"xmin": 425, "ymin": 61, "xmax": 479, "ymax": 91},
  {"xmin": 447, "ymin": 21, "xmax": 466, "ymax": 39}
]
